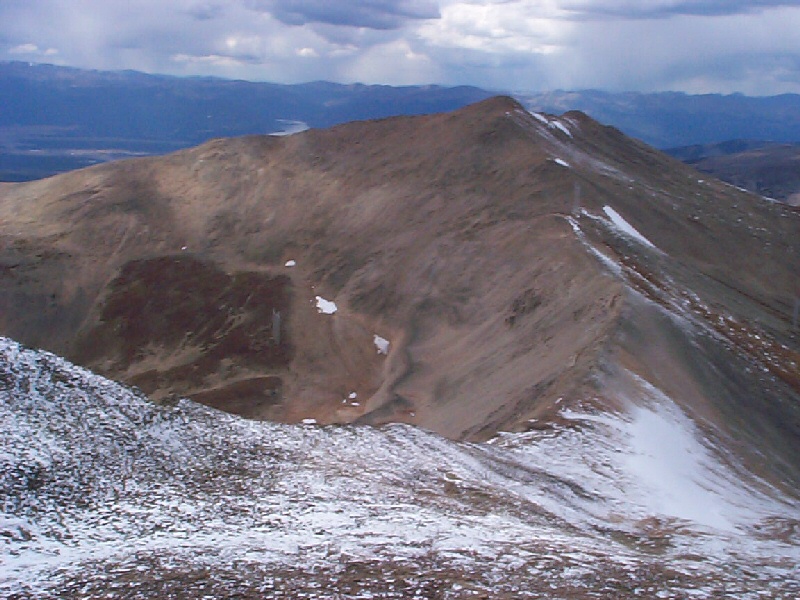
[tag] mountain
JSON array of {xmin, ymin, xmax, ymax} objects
[
  {"xmin": 1, "ymin": 96, "xmax": 799, "ymax": 597},
  {"xmin": 0, "ymin": 61, "xmax": 493, "ymax": 181},
  {"xmin": 519, "ymin": 90, "xmax": 800, "ymax": 148},
  {"xmin": 666, "ymin": 141, "xmax": 800, "ymax": 205},
  {"xmin": 6, "ymin": 62, "xmax": 800, "ymax": 183},
  {"xmin": 1, "ymin": 95, "xmax": 798, "ymax": 483},
  {"xmin": 2, "ymin": 337, "xmax": 799, "ymax": 597}
]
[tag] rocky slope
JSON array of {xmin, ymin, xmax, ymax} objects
[
  {"xmin": 0, "ymin": 96, "xmax": 798, "ymax": 486},
  {"xmin": 2, "ymin": 337, "xmax": 799, "ymax": 598}
]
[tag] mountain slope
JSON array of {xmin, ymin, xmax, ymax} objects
[
  {"xmin": 666, "ymin": 140, "xmax": 800, "ymax": 205},
  {"xmin": 0, "ymin": 97, "xmax": 798, "ymax": 491},
  {"xmin": 2, "ymin": 336, "xmax": 798, "ymax": 598}
]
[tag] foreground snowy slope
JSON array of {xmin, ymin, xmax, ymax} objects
[{"xmin": 2, "ymin": 337, "xmax": 798, "ymax": 598}]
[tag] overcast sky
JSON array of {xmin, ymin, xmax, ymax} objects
[{"xmin": 2, "ymin": 0, "xmax": 800, "ymax": 94}]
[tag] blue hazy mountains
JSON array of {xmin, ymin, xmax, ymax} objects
[
  {"xmin": 0, "ymin": 61, "xmax": 493, "ymax": 181},
  {"xmin": 4, "ymin": 61, "xmax": 800, "ymax": 182}
]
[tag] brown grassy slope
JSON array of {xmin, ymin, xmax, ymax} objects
[
  {"xmin": 0, "ymin": 97, "xmax": 619, "ymax": 437},
  {"xmin": 0, "ymin": 97, "xmax": 798, "ymax": 483}
]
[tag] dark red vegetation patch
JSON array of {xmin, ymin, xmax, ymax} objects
[{"xmin": 75, "ymin": 255, "xmax": 292, "ymax": 380}]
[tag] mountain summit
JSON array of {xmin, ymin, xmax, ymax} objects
[{"xmin": 0, "ymin": 97, "xmax": 798, "ymax": 488}]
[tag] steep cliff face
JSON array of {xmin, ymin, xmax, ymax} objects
[{"xmin": 0, "ymin": 97, "xmax": 798, "ymax": 488}]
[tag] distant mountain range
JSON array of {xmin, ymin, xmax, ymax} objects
[
  {"xmin": 4, "ymin": 61, "xmax": 800, "ymax": 183},
  {"xmin": 520, "ymin": 90, "xmax": 800, "ymax": 148},
  {"xmin": 0, "ymin": 61, "xmax": 494, "ymax": 181},
  {"xmin": 665, "ymin": 140, "xmax": 800, "ymax": 205}
]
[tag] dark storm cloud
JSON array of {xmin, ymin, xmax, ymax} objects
[
  {"xmin": 247, "ymin": 0, "xmax": 440, "ymax": 29},
  {"xmin": 563, "ymin": 0, "xmax": 800, "ymax": 20}
]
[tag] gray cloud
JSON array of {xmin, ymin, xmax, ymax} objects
[
  {"xmin": 246, "ymin": 0, "xmax": 440, "ymax": 29},
  {"xmin": 562, "ymin": 0, "xmax": 800, "ymax": 20},
  {"xmin": 0, "ymin": 1, "xmax": 799, "ymax": 95},
  {"xmin": 187, "ymin": 3, "xmax": 227, "ymax": 21}
]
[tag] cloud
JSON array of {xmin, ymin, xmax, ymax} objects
[
  {"xmin": 8, "ymin": 42, "xmax": 58, "ymax": 56},
  {"xmin": 186, "ymin": 2, "xmax": 227, "ymax": 21},
  {"xmin": 418, "ymin": 2, "xmax": 566, "ymax": 55},
  {"xmin": 341, "ymin": 38, "xmax": 442, "ymax": 84},
  {"xmin": 8, "ymin": 43, "xmax": 40, "ymax": 54},
  {"xmin": 538, "ymin": 5, "xmax": 800, "ymax": 93},
  {"xmin": 246, "ymin": 0, "xmax": 440, "ymax": 29},
  {"xmin": 560, "ymin": 0, "xmax": 800, "ymax": 20},
  {"xmin": 0, "ymin": 1, "xmax": 799, "ymax": 95}
]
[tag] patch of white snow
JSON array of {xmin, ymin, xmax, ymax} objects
[
  {"xmin": 550, "ymin": 120, "xmax": 573, "ymax": 137},
  {"xmin": 373, "ymin": 334, "xmax": 390, "ymax": 355},
  {"xmin": 315, "ymin": 296, "xmax": 337, "ymax": 314},
  {"xmin": 602, "ymin": 206, "xmax": 656, "ymax": 249}
]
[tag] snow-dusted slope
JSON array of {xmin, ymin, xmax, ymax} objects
[{"xmin": 1, "ymin": 337, "xmax": 798, "ymax": 598}]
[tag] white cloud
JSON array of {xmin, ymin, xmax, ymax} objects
[
  {"xmin": 418, "ymin": 2, "xmax": 568, "ymax": 54},
  {"xmin": 8, "ymin": 43, "xmax": 40, "ymax": 54},
  {"xmin": 7, "ymin": 42, "xmax": 59, "ymax": 57}
]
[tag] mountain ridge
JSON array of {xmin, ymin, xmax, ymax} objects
[
  {"xmin": 666, "ymin": 140, "xmax": 800, "ymax": 205},
  {"xmin": 0, "ymin": 97, "xmax": 798, "ymax": 493}
]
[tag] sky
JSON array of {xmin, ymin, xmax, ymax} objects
[{"xmin": 2, "ymin": 0, "xmax": 800, "ymax": 95}]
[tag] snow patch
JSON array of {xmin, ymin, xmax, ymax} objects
[
  {"xmin": 602, "ymin": 206, "xmax": 656, "ymax": 249},
  {"xmin": 530, "ymin": 112, "xmax": 572, "ymax": 137},
  {"xmin": 315, "ymin": 296, "xmax": 337, "ymax": 314},
  {"xmin": 566, "ymin": 216, "xmax": 623, "ymax": 275},
  {"xmin": 373, "ymin": 334, "xmax": 390, "ymax": 355},
  {"xmin": 531, "ymin": 112, "xmax": 549, "ymax": 125},
  {"xmin": 625, "ymin": 403, "xmax": 733, "ymax": 530},
  {"xmin": 550, "ymin": 120, "xmax": 572, "ymax": 138}
]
